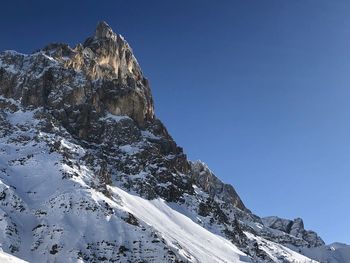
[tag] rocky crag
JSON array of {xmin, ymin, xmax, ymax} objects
[{"xmin": 0, "ymin": 22, "xmax": 347, "ymax": 263}]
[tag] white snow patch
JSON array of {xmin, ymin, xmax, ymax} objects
[
  {"xmin": 0, "ymin": 63, "xmax": 19, "ymax": 74},
  {"xmin": 0, "ymin": 251, "xmax": 28, "ymax": 263},
  {"xmin": 119, "ymin": 144, "xmax": 140, "ymax": 155},
  {"xmin": 141, "ymin": 130, "xmax": 160, "ymax": 140},
  {"xmin": 60, "ymin": 138, "xmax": 85, "ymax": 156},
  {"xmin": 7, "ymin": 110, "xmax": 38, "ymax": 126},
  {"xmin": 101, "ymin": 113, "xmax": 130, "ymax": 122}
]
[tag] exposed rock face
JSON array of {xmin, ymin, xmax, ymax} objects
[
  {"xmin": 191, "ymin": 160, "xmax": 247, "ymax": 211},
  {"xmin": 262, "ymin": 217, "xmax": 325, "ymax": 247},
  {"xmin": 0, "ymin": 22, "xmax": 334, "ymax": 263},
  {"xmin": 0, "ymin": 21, "xmax": 153, "ymax": 127}
]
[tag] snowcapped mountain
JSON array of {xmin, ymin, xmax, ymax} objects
[{"xmin": 0, "ymin": 21, "xmax": 348, "ymax": 263}]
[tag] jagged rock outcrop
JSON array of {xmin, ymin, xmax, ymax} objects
[
  {"xmin": 262, "ymin": 216, "xmax": 325, "ymax": 247},
  {"xmin": 191, "ymin": 160, "xmax": 247, "ymax": 211},
  {"xmin": 0, "ymin": 21, "xmax": 153, "ymax": 127}
]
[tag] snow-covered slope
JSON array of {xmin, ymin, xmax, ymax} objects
[
  {"xmin": 0, "ymin": 21, "xmax": 348, "ymax": 263},
  {"xmin": 0, "ymin": 100, "xmax": 188, "ymax": 262},
  {"xmin": 300, "ymin": 243, "xmax": 350, "ymax": 263},
  {"xmin": 244, "ymin": 232, "xmax": 318, "ymax": 263},
  {"xmin": 111, "ymin": 186, "xmax": 250, "ymax": 263},
  {"xmin": 0, "ymin": 251, "xmax": 28, "ymax": 263},
  {"xmin": 0, "ymin": 99, "xmax": 248, "ymax": 262}
]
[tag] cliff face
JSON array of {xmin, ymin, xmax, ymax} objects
[
  {"xmin": 0, "ymin": 21, "xmax": 153, "ymax": 127},
  {"xmin": 262, "ymin": 217, "xmax": 324, "ymax": 248},
  {"xmin": 190, "ymin": 161, "xmax": 247, "ymax": 211},
  {"xmin": 0, "ymin": 22, "xmax": 334, "ymax": 263}
]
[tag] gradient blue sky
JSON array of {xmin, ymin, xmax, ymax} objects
[{"xmin": 1, "ymin": 0, "xmax": 349, "ymax": 244}]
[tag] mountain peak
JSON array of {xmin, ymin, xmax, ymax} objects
[
  {"xmin": 1, "ymin": 22, "xmax": 346, "ymax": 263},
  {"xmin": 94, "ymin": 21, "xmax": 116, "ymax": 40},
  {"xmin": 0, "ymin": 22, "xmax": 155, "ymax": 126}
]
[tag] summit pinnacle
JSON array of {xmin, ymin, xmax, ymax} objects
[{"xmin": 95, "ymin": 21, "xmax": 116, "ymax": 40}]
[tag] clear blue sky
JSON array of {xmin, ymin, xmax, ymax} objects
[{"xmin": 1, "ymin": 0, "xmax": 349, "ymax": 244}]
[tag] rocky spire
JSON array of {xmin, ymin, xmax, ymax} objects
[
  {"xmin": 0, "ymin": 22, "xmax": 155, "ymax": 127},
  {"xmin": 94, "ymin": 21, "xmax": 117, "ymax": 40}
]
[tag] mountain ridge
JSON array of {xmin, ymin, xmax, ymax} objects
[{"xmin": 0, "ymin": 21, "xmax": 348, "ymax": 263}]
